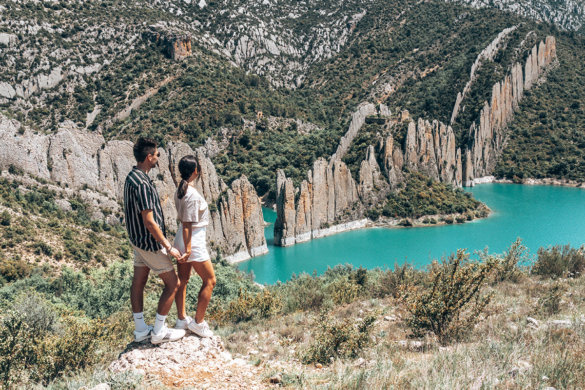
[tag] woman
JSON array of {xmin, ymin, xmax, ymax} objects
[{"xmin": 173, "ymin": 155, "xmax": 216, "ymax": 338}]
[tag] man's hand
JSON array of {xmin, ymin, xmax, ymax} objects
[
  {"xmin": 178, "ymin": 251, "xmax": 191, "ymax": 264},
  {"xmin": 168, "ymin": 246, "xmax": 181, "ymax": 260}
]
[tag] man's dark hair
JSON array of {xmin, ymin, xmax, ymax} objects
[{"xmin": 133, "ymin": 138, "xmax": 157, "ymax": 163}]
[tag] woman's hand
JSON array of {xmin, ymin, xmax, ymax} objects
[{"xmin": 178, "ymin": 251, "xmax": 191, "ymax": 263}]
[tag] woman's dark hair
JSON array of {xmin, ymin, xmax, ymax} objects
[
  {"xmin": 133, "ymin": 138, "xmax": 157, "ymax": 163},
  {"xmin": 177, "ymin": 155, "xmax": 200, "ymax": 199}
]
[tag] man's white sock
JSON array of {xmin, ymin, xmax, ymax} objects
[
  {"xmin": 133, "ymin": 312, "xmax": 148, "ymax": 332},
  {"xmin": 153, "ymin": 313, "xmax": 167, "ymax": 334}
]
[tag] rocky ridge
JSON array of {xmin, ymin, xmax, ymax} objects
[
  {"xmin": 273, "ymin": 36, "xmax": 557, "ymax": 246},
  {"xmin": 463, "ymin": 36, "xmax": 557, "ymax": 184},
  {"xmin": 444, "ymin": 0, "xmax": 585, "ymax": 32},
  {"xmin": 0, "ymin": 113, "xmax": 267, "ymax": 262}
]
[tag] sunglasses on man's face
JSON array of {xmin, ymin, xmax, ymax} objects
[{"xmin": 150, "ymin": 152, "xmax": 161, "ymax": 157}]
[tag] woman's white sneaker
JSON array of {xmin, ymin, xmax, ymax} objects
[
  {"xmin": 151, "ymin": 325, "xmax": 186, "ymax": 344},
  {"xmin": 174, "ymin": 316, "xmax": 194, "ymax": 330},
  {"xmin": 188, "ymin": 320, "xmax": 213, "ymax": 338}
]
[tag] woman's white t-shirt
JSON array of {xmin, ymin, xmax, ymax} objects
[
  {"xmin": 173, "ymin": 185, "xmax": 210, "ymax": 262},
  {"xmin": 174, "ymin": 185, "xmax": 209, "ymax": 228}
]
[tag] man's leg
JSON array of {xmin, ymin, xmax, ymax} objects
[
  {"xmin": 131, "ymin": 266, "xmax": 150, "ymax": 313},
  {"xmin": 157, "ymin": 269, "xmax": 180, "ymax": 316}
]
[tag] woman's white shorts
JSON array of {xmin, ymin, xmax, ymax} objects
[{"xmin": 173, "ymin": 225, "xmax": 211, "ymax": 262}]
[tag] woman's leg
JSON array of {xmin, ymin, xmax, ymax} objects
[
  {"xmin": 175, "ymin": 262, "xmax": 192, "ymax": 320},
  {"xmin": 192, "ymin": 260, "xmax": 216, "ymax": 323}
]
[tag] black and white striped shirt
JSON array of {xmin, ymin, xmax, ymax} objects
[{"xmin": 124, "ymin": 167, "xmax": 166, "ymax": 251}]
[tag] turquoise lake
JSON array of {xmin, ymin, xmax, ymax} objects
[{"xmin": 237, "ymin": 184, "xmax": 585, "ymax": 284}]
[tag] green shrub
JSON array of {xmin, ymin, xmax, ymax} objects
[
  {"xmin": 302, "ymin": 313, "xmax": 376, "ymax": 365},
  {"xmin": 8, "ymin": 165, "xmax": 24, "ymax": 176},
  {"xmin": 374, "ymin": 263, "xmax": 421, "ymax": 298},
  {"xmin": 0, "ymin": 258, "xmax": 31, "ymax": 282},
  {"xmin": 281, "ymin": 273, "xmax": 326, "ymax": 312},
  {"xmin": 404, "ymin": 250, "xmax": 497, "ymax": 344},
  {"xmin": 494, "ymin": 238, "xmax": 529, "ymax": 282},
  {"xmin": 532, "ymin": 245, "xmax": 585, "ymax": 279},
  {"xmin": 0, "ymin": 211, "xmax": 10, "ymax": 226},
  {"xmin": 327, "ymin": 276, "xmax": 361, "ymax": 305},
  {"xmin": 215, "ymin": 288, "xmax": 282, "ymax": 324},
  {"xmin": 0, "ymin": 304, "xmax": 107, "ymax": 387},
  {"xmin": 33, "ymin": 241, "xmax": 53, "ymax": 256}
]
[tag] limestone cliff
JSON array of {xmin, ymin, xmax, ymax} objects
[
  {"xmin": 463, "ymin": 36, "xmax": 557, "ymax": 185},
  {"xmin": 404, "ymin": 119, "xmax": 462, "ymax": 187},
  {"xmin": 274, "ymin": 158, "xmax": 365, "ymax": 246},
  {"xmin": 0, "ymin": 114, "xmax": 266, "ymax": 262}
]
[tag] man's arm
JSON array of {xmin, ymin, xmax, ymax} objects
[{"xmin": 141, "ymin": 209, "xmax": 181, "ymax": 259}]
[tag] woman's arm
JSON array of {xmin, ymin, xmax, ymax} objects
[{"xmin": 179, "ymin": 221, "xmax": 193, "ymax": 263}]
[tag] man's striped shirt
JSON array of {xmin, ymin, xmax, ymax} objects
[{"xmin": 124, "ymin": 167, "xmax": 166, "ymax": 251}]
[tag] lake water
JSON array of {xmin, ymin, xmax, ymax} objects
[{"xmin": 237, "ymin": 184, "xmax": 585, "ymax": 284}]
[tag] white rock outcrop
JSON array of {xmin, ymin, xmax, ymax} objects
[{"xmin": 0, "ymin": 114, "xmax": 267, "ymax": 262}]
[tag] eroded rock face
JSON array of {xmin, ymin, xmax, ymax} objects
[
  {"xmin": 464, "ymin": 36, "xmax": 557, "ymax": 184},
  {"xmin": 0, "ymin": 114, "xmax": 266, "ymax": 262},
  {"xmin": 274, "ymin": 158, "xmax": 363, "ymax": 246}
]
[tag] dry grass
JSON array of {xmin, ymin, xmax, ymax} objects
[{"xmin": 217, "ymin": 275, "xmax": 585, "ymax": 389}]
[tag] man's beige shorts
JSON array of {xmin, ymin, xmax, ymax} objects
[{"xmin": 133, "ymin": 245, "xmax": 174, "ymax": 275}]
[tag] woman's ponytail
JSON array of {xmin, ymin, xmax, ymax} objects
[
  {"xmin": 177, "ymin": 155, "xmax": 200, "ymax": 199},
  {"xmin": 177, "ymin": 179, "xmax": 189, "ymax": 199}
]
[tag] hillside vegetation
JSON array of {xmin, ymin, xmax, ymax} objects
[{"xmin": 2, "ymin": 0, "xmax": 585, "ymax": 199}]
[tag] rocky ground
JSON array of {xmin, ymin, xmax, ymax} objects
[{"xmin": 108, "ymin": 334, "xmax": 272, "ymax": 389}]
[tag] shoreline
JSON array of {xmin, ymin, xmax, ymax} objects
[
  {"xmin": 468, "ymin": 175, "xmax": 585, "ymax": 188},
  {"xmin": 242, "ymin": 176, "xmax": 581, "ymax": 261}
]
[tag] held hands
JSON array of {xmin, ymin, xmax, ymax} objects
[
  {"xmin": 178, "ymin": 251, "xmax": 191, "ymax": 264},
  {"xmin": 168, "ymin": 246, "xmax": 182, "ymax": 260}
]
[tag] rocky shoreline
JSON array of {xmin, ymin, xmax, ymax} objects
[{"xmin": 470, "ymin": 175, "xmax": 585, "ymax": 188}]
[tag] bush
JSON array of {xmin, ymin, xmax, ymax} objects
[
  {"xmin": 0, "ymin": 306, "xmax": 108, "ymax": 387},
  {"xmin": 374, "ymin": 263, "xmax": 421, "ymax": 298},
  {"xmin": 281, "ymin": 273, "xmax": 326, "ymax": 312},
  {"xmin": 532, "ymin": 245, "xmax": 585, "ymax": 279},
  {"xmin": 0, "ymin": 211, "xmax": 10, "ymax": 226},
  {"xmin": 302, "ymin": 313, "xmax": 376, "ymax": 365},
  {"xmin": 0, "ymin": 258, "xmax": 31, "ymax": 282},
  {"xmin": 403, "ymin": 250, "xmax": 497, "ymax": 344},
  {"xmin": 215, "ymin": 288, "xmax": 282, "ymax": 324},
  {"xmin": 327, "ymin": 276, "xmax": 361, "ymax": 305},
  {"xmin": 495, "ymin": 238, "xmax": 529, "ymax": 282}
]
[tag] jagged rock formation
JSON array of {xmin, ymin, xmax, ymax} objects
[
  {"xmin": 450, "ymin": 25, "xmax": 519, "ymax": 125},
  {"xmin": 0, "ymin": 114, "xmax": 267, "ymax": 262},
  {"xmin": 463, "ymin": 36, "xmax": 557, "ymax": 184},
  {"xmin": 274, "ymin": 159, "xmax": 366, "ymax": 246},
  {"xmin": 404, "ymin": 119, "xmax": 462, "ymax": 187}
]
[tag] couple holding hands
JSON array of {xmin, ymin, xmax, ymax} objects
[{"xmin": 124, "ymin": 138, "xmax": 216, "ymax": 344}]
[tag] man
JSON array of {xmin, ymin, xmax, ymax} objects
[{"xmin": 124, "ymin": 138, "xmax": 185, "ymax": 344}]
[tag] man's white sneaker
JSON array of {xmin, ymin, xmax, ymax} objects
[
  {"xmin": 187, "ymin": 320, "xmax": 213, "ymax": 338},
  {"xmin": 174, "ymin": 316, "xmax": 194, "ymax": 330},
  {"xmin": 151, "ymin": 325, "xmax": 186, "ymax": 344},
  {"xmin": 134, "ymin": 325, "xmax": 153, "ymax": 342}
]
